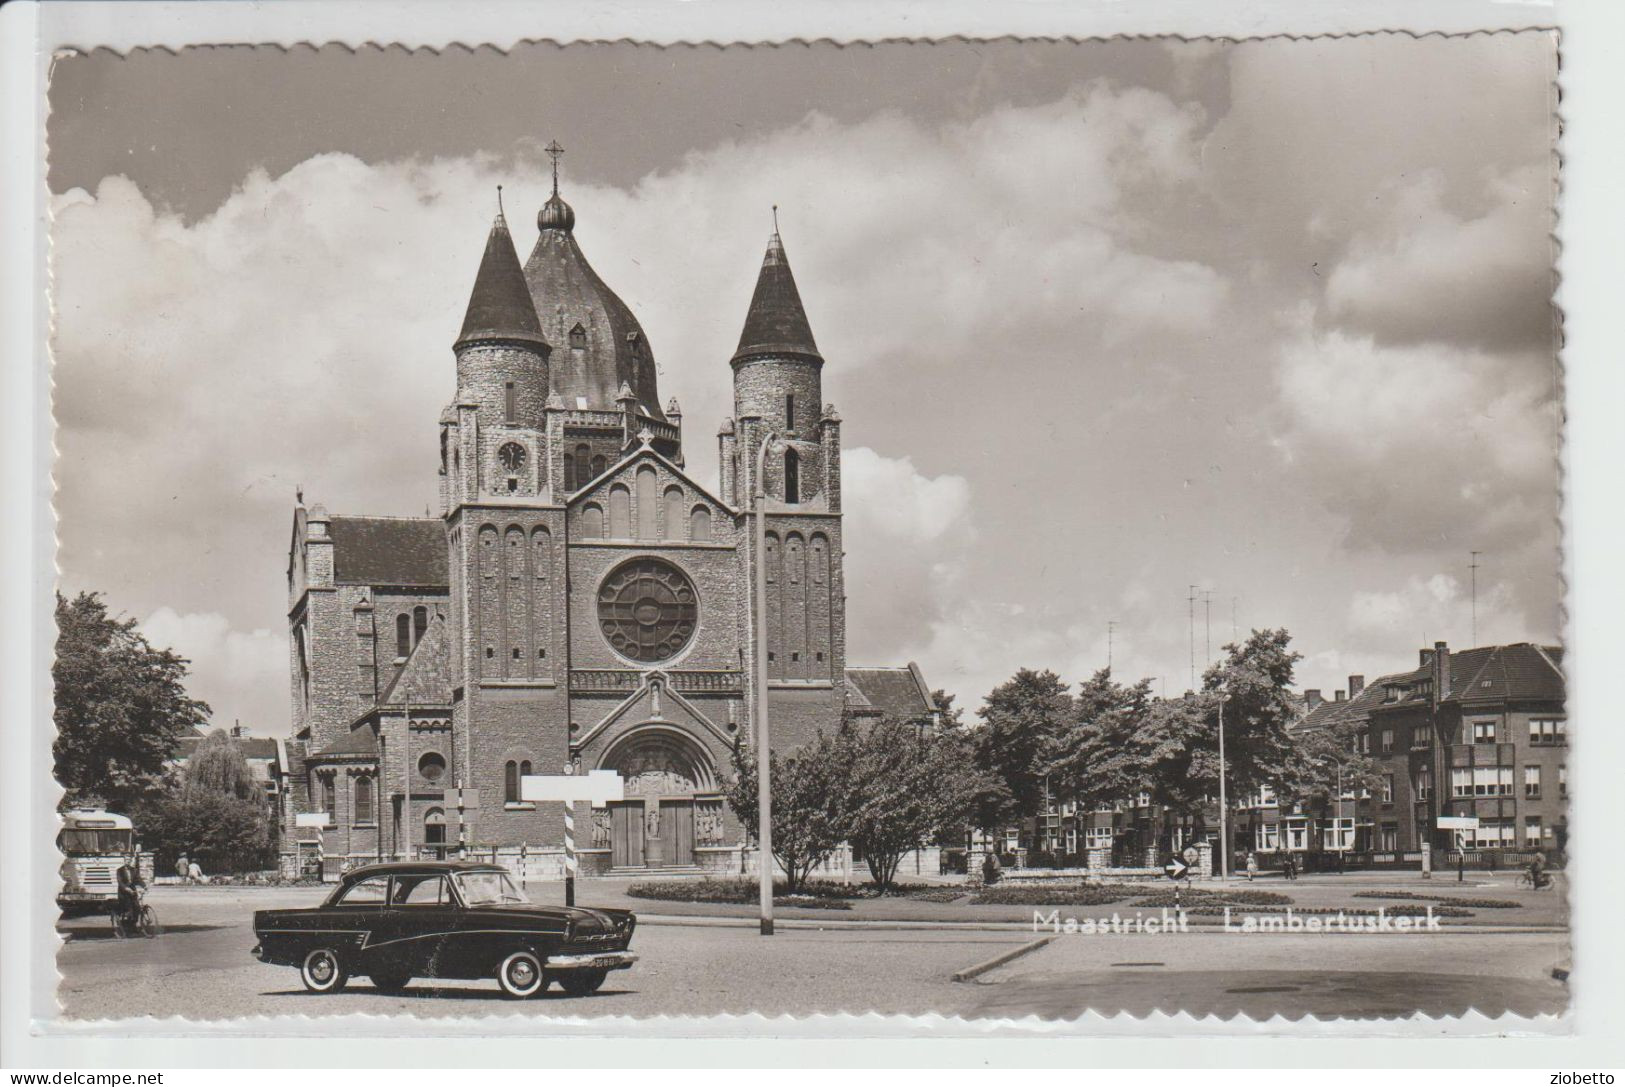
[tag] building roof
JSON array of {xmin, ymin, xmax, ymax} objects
[
  {"xmin": 170, "ymin": 729, "xmax": 280, "ymax": 763},
  {"xmin": 1299, "ymin": 642, "xmax": 1565, "ymax": 730},
  {"xmin": 846, "ymin": 663, "xmax": 938, "ymax": 722},
  {"xmin": 732, "ymin": 231, "xmax": 821, "ymax": 365},
  {"xmin": 456, "ymin": 209, "xmax": 550, "ymax": 352},
  {"xmin": 380, "ymin": 614, "xmax": 453, "ymax": 705},
  {"xmin": 522, "ymin": 190, "xmax": 664, "ymax": 419},
  {"xmin": 328, "ymin": 516, "xmax": 447, "ymax": 587},
  {"xmin": 310, "ymin": 725, "xmax": 380, "ymax": 760}
]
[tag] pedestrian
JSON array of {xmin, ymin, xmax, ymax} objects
[
  {"xmin": 175, "ymin": 854, "xmax": 189, "ymax": 882},
  {"xmin": 187, "ymin": 858, "xmax": 205, "ymax": 885},
  {"xmin": 1245, "ymin": 850, "xmax": 1258, "ymax": 882},
  {"xmin": 1282, "ymin": 853, "xmax": 1297, "ymax": 881},
  {"xmin": 981, "ymin": 850, "xmax": 1002, "ymax": 886}
]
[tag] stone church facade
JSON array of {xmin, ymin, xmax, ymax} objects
[{"xmin": 283, "ymin": 175, "xmax": 938, "ymax": 876}]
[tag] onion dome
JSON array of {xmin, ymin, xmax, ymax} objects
[
  {"xmin": 456, "ymin": 207, "xmax": 550, "ymax": 353},
  {"xmin": 732, "ymin": 230, "xmax": 821, "ymax": 365},
  {"xmin": 522, "ymin": 189, "xmax": 664, "ymax": 419}
]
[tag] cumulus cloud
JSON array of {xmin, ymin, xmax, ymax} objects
[
  {"xmin": 1324, "ymin": 167, "xmax": 1557, "ymax": 353},
  {"xmin": 1273, "ymin": 329, "xmax": 1559, "ymax": 558},
  {"xmin": 138, "ymin": 609, "xmax": 285, "ymax": 730},
  {"xmin": 54, "ymin": 83, "xmax": 1227, "ymax": 731}
]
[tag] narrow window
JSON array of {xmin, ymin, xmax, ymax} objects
[
  {"xmin": 786, "ymin": 393, "xmax": 795, "ymax": 429},
  {"xmin": 354, "ymin": 776, "xmax": 373, "ymax": 824},
  {"xmin": 413, "ymin": 606, "xmax": 428, "ymax": 644},
  {"xmin": 504, "ymin": 381, "xmax": 516, "ymax": 423},
  {"xmin": 504, "ymin": 761, "xmax": 519, "ymax": 804},
  {"xmin": 563, "ymin": 454, "xmax": 574, "ymax": 487},
  {"xmin": 569, "ymin": 323, "xmax": 587, "ymax": 349},
  {"xmin": 592, "ymin": 455, "xmax": 606, "ymax": 478},
  {"xmin": 574, "ymin": 444, "xmax": 591, "ymax": 488},
  {"xmin": 396, "ymin": 614, "xmax": 411, "ymax": 658},
  {"xmin": 783, "ymin": 448, "xmax": 800, "ymax": 504}
]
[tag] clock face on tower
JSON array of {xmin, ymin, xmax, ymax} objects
[
  {"xmin": 498, "ymin": 442, "xmax": 526, "ymax": 472},
  {"xmin": 597, "ymin": 558, "xmax": 698, "ymax": 663}
]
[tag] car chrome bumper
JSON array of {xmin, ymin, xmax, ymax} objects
[{"xmin": 547, "ymin": 951, "xmax": 637, "ymax": 971}]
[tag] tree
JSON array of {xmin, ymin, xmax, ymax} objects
[
  {"xmin": 844, "ymin": 718, "xmax": 979, "ymax": 891},
  {"xmin": 136, "ymin": 789, "xmax": 275, "ymax": 876},
  {"xmin": 723, "ymin": 731, "xmax": 857, "ymax": 893},
  {"xmin": 53, "ymin": 591, "xmax": 210, "ymax": 810},
  {"xmin": 1276, "ymin": 715, "xmax": 1383, "ymax": 814},
  {"xmin": 185, "ymin": 729, "xmax": 257, "ymax": 800},
  {"xmin": 1044, "ymin": 669, "xmax": 1157, "ymax": 812},
  {"xmin": 930, "ymin": 689, "xmax": 965, "ymax": 729},
  {"xmin": 971, "ymin": 669, "xmax": 1073, "ymax": 832}
]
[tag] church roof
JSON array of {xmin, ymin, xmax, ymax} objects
[
  {"xmin": 846, "ymin": 664, "xmax": 937, "ymax": 722},
  {"xmin": 311, "ymin": 725, "xmax": 379, "ymax": 760},
  {"xmin": 329, "ymin": 516, "xmax": 448, "ymax": 587},
  {"xmin": 380, "ymin": 614, "xmax": 453, "ymax": 705},
  {"xmin": 522, "ymin": 190, "xmax": 665, "ymax": 419},
  {"xmin": 456, "ymin": 207, "xmax": 549, "ymax": 352},
  {"xmin": 732, "ymin": 231, "xmax": 821, "ymax": 365}
]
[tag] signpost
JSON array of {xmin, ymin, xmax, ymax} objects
[
  {"xmin": 1164, "ymin": 856, "xmax": 1191, "ymax": 881},
  {"xmin": 1437, "ymin": 816, "xmax": 1478, "ymax": 883},
  {"xmin": 520, "ymin": 769, "xmax": 625, "ymax": 907}
]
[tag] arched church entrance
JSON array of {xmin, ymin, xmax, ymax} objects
[{"xmin": 598, "ymin": 727, "xmax": 720, "ymax": 869}]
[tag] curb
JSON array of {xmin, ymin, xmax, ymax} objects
[{"xmin": 951, "ymin": 936, "xmax": 1054, "ymax": 982}]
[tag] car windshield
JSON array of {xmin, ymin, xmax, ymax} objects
[
  {"xmin": 454, "ymin": 870, "xmax": 525, "ymax": 905},
  {"xmin": 58, "ymin": 829, "xmax": 134, "ymax": 855}
]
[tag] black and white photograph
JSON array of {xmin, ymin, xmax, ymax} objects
[{"xmin": 7, "ymin": 0, "xmax": 1625, "ymax": 1074}]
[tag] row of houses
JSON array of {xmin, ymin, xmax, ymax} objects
[{"xmin": 1007, "ymin": 640, "xmax": 1568, "ymax": 870}]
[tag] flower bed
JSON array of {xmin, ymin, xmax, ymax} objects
[
  {"xmin": 625, "ymin": 877, "xmax": 853, "ymax": 909},
  {"xmin": 971, "ymin": 882, "xmax": 1141, "ymax": 906},
  {"xmin": 1354, "ymin": 891, "xmax": 1521, "ymax": 909},
  {"xmin": 1133, "ymin": 888, "xmax": 1292, "ymax": 908}
]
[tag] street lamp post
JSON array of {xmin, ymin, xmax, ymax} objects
[
  {"xmin": 754, "ymin": 431, "xmax": 780, "ymax": 936},
  {"xmin": 1217, "ymin": 685, "xmax": 1230, "ymax": 881}
]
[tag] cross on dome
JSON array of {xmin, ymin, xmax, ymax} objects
[{"xmin": 545, "ymin": 140, "xmax": 565, "ymax": 196}]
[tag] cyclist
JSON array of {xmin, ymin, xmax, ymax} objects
[
  {"xmin": 115, "ymin": 854, "xmax": 145, "ymax": 933},
  {"xmin": 1529, "ymin": 849, "xmax": 1550, "ymax": 890}
]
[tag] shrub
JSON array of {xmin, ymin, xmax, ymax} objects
[
  {"xmin": 1354, "ymin": 891, "xmax": 1520, "ymax": 909},
  {"xmin": 1134, "ymin": 888, "xmax": 1292, "ymax": 907}
]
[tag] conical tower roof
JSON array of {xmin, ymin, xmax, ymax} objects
[
  {"xmin": 456, "ymin": 207, "xmax": 549, "ymax": 352},
  {"xmin": 523, "ymin": 190, "xmax": 664, "ymax": 419},
  {"xmin": 732, "ymin": 230, "xmax": 821, "ymax": 365}
]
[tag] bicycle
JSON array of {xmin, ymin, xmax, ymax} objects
[
  {"xmin": 110, "ymin": 887, "xmax": 162, "ymax": 938},
  {"xmin": 1517, "ymin": 868, "xmax": 1554, "ymax": 891}
]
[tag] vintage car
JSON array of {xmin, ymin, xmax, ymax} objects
[{"xmin": 251, "ymin": 861, "xmax": 636, "ymax": 998}]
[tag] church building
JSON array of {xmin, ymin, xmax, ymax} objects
[{"xmin": 283, "ymin": 159, "xmax": 938, "ymax": 876}]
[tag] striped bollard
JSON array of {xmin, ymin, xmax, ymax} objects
[{"xmin": 563, "ymin": 802, "xmax": 576, "ymax": 907}]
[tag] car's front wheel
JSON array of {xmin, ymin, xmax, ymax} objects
[
  {"xmin": 496, "ymin": 950, "xmax": 546, "ymax": 999},
  {"xmin": 557, "ymin": 967, "xmax": 609, "ymax": 997},
  {"xmin": 300, "ymin": 948, "xmax": 349, "ymax": 994}
]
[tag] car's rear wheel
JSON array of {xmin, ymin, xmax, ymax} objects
[
  {"xmin": 496, "ymin": 951, "xmax": 546, "ymax": 999},
  {"xmin": 300, "ymin": 948, "xmax": 349, "ymax": 994},
  {"xmin": 557, "ymin": 967, "xmax": 609, "ymax": 997},
  {"xmin": 369, "ymin": 969, "xmax": 412, "ymax": 993}
]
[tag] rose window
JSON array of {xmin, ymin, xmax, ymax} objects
[{"xmin": 597, "ymin": 558, "xmax": 698, "ymax": 663}]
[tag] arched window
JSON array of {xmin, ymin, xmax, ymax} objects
[
  {"xmin": 608, "ymin": 485, "xmax": 632, "ymax": 539},
  {"xmin": 504, "ymin": 761, "xmax": 519, "ymax": 804},
  {"xmin": 413, "ymin": 606, "xmax": 428, "ymax": 644},
  {"xmin": 353, "ymin": 775, "xmax": 374, "ymax": 825},
  {"xmin": 423, "ymin": 808, "xmax": 446, "ymax": 846},
  {"xmin": 574, "ymin": 444, "xmax": 591, "ymax": 488},
  {"xmin": 563, "ymin": 454, "xmax": 574, "ymax": 487},
  {"xmin": 690, "ymin": 504, "xmax": 712, "ymax": 542},
  {"xmin": 396, "ymin": 614, "xmax": 411, "ymax": 658},
  {"xmin": 321, "ymin": 776, "xmax": 335, "ymax": 816},
  {"xmin": 783, "ymin": 448, "xmax": 800, "ymax": 504},
  {"xmin": 580, "ymin": 504, "xmax": 604, "ymax": 539},
  {"xmin": 592, "ymin": 454, "xmax": 606, "ymax": 478},
  {"xmin": 636, "ymin": 467, "xmax": 658, "ymax": 539},
  {"xmin": 664, "ymin": 485, "xmax": 685, "ymax": 540}
]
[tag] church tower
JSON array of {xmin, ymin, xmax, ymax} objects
[{"xmin": 726, "ymin": 222, "xmax": 849, "ymax": 742}]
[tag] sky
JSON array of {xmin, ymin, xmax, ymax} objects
[{"xmin": 47, "ymin": 35, "xmax": 1562, "ymax": 736}]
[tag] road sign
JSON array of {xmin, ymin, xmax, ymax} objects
[
  {"xmin": 1181, "ymin": 845, "xmax": 1200, "ymax": 867},
  {"xmin": 520, "ymin": 770, "xmax": 625, "ymax": 807},
  {"xmin": 1164, "ymin": 856, "xmax": 1191, "ymax": 881},
  {"xmin": 295, "ymin": 813, "xmax": 331, "ymax": 828},
  {"xmin": 1436, "ymin": 816, "xmax": 1479, "ymax": 830}
]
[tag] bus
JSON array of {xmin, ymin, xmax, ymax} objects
[{"xmin": 57, "ymin": 809, "xmax": 136, "ymax": 916}]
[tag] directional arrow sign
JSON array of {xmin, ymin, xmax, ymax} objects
[{"xmin": 1164, "ymin": 856, "xmax": 1191, "ymax": 881}]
